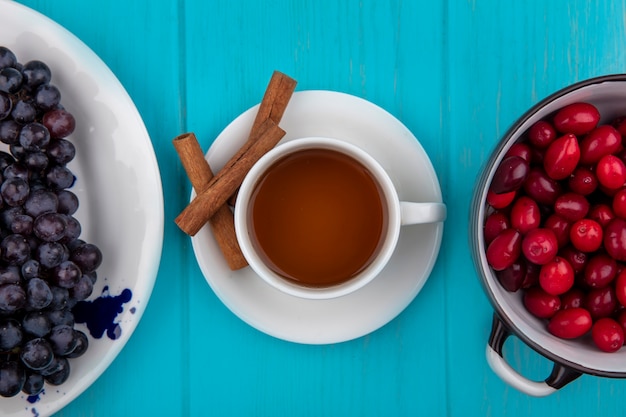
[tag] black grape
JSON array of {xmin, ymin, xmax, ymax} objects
[{"xmin": 0, "ymin": 45, "xmax": 103, "ymax": 397}]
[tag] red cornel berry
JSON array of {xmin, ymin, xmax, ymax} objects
[
  {"xmin": 583, "ymin": 253, "xmax": 617, "ymax": 289},
  {"xmin": 522, "ymin": 228, "xmax": 558, "ymax": 265},
  {"xmin": 543, "ymin": 134, "xmax": 580, "ymax": 180},
  {"xmin": 486, "ymin": 189, "xmax": 516, "ymax": 209},
  {"xmin": 612, "ymin": 188, "xmax": 626, "ymax": 219},
  {"xmin": 544, "ymin": 214, "xmax": 571, "ymax": 248},
  {"xmin": 592, "ymin": 318, "xmax": 624, "ymax": 352},
  {"xmin": 570, "ymin": 218, "xmax": 603, "ymax": 253},
  {"xmin": 528, "ymin": 120, "xmax": 557, "ymax": 148},
  {"xmin": 588, "ymin": 203, "xmax": 615, "ymax": 228},
  {"xmin": 553, "ymin": 102, "xmax": 601, "ymax": 135},
  {"xmin": 483, "ymin": 212, "xmax": 510, "ymax": 245},
  {"xmin": 505, "ymin": 142, "xmax": 533, "ymax": 162},
  {"xmin": 523, "ymin": 167, "xmax": 563, "ymax": 206},
  {"xmin": 496, "ymin": 261, "xmax": 526, "ymax": 292},
  {"xmin": 615, "ymin": 269, "xmax": 626, "ymax": 307},
  {"xmin": 579, "ymin": 125, "xmax": 621, "ymax": 165},
  {"xmin": 510, "ymin": 196, "xmax": 541, "ymax": 234},
  {"xmin": 484, "ymin": 101, "xmax": 626, "ymax": 352},
  {"xmin": 523, "ymin": 286, "xmax": 561, "ymax": 318},
  {"xmin": 490, "ymin": 156, "xmax": 529, "ymax": 194},
  {"xmin": 486, "ymin": 228, "xmax": 521, "ymax": 271},
  {"xmin": 568, "ymin": 166, "xmax": 598, "ymax": 196},
  {"xmin": 596, "ymin": 154, "xmax": 626, "ymax": 190},
  {"xmin": 604, "ymin": 218, "xmax": 626, "ymax": 261},
  {"xmin": 554, "ymin": 192, "xmax": 590, "ymax": 222},
  {"xmin": 539, "ymin": 256, "xmax": 574, "ymax": 295},
  {"xmin": 548, "ymin": 308, "xmax": 593, "ymax": 339},
  {"xmin": 585, "ymin": 286, "xmax": 617, "ymax": 319}
]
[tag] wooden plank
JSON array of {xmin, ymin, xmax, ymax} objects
[
  {"xmin": 446, "ymin": 0, "xmax": 626, "ymax": 416},
  {"xmin": 182, "ymin": 1, "xmax": 449, "ymax": 416},
  {"xmin": 14, "ymin": 0, "xmax": 188, "ymax": 416}
]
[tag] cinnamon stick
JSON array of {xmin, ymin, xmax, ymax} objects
[
  {"xmin": 249, "ymin": 71, "xmax": 297, "ymax": 139},
  {"xmin": 227, "ymin": 71, "xmax": 297, "ymax": 206},
  {"xmin": 175, "ymin": 119, "xmax": 285, "ymax": 236},
  {"xmin": 173, "ymin": 132, "xmax": 248, "ymax": 270}
]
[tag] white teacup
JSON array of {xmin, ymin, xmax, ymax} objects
[{"xmin": 234, "ymin": 137, "xmax": 446, "ymax": 299}]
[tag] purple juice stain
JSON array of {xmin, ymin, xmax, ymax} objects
[
  {"xmin": 31, "ymin": 407, "xmax": 39, "ymax": 417},
  {"xmin": 27, "ymin": 388, "xmax": 44, "ymax": 404},
  {"xmin": 72, "ymin": 286, "xmax": 132, "ymax": 340}
]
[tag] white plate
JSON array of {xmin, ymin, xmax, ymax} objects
[
  {"xmin": 192, "ymin": 90, "xmax": 444, "ymax": 344},
  {"xmin": 0, "ymin": 1, "xmax": 164, "ymax": 416}
]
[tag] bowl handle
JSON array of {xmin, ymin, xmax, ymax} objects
[{"xmin": 486, "ymin": 313, "xmax": 581, "ymax": 396}]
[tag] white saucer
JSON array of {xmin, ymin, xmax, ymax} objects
[{"xmin": 191, "ymin": 90, "xmax": 444, "ymax": 344}]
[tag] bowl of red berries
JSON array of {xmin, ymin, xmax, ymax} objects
[{"xmin": 471, "ymin": 74, "xmax": 626, "ymax": 396}]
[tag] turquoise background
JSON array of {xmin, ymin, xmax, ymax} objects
[{"xmin": 11, "ymin": 0, "xmax": 626, "ymax": 415}]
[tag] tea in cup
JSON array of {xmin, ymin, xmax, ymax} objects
[{"xmin": 234, "ymin": 137, "xmax": 446, "ymax": 299}]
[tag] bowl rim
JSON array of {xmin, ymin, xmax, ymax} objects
[{"xmin": 471, "ymin": 73, "xmax": 626, "ymax": 378}]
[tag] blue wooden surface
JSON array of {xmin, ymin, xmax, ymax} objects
[{"xmin": 10, "ymin": 0, "xmax": 626, "ymax": 415}]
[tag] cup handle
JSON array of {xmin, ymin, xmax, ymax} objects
[
  {"xmin": 486, "ymin": 313, "xmax": 581, "ymax": 397},
  {"xmin": 399, "ymin": 202, "xmax": 446, "ymax": 226}
]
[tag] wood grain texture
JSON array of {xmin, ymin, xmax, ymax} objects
[
  {"xmin": 11, "ymin": 0, "xmax": 626, "ymax": 416},
  {"xmin": 13, "ymin": 1, "xmax": 190, "ymax": 416}
]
